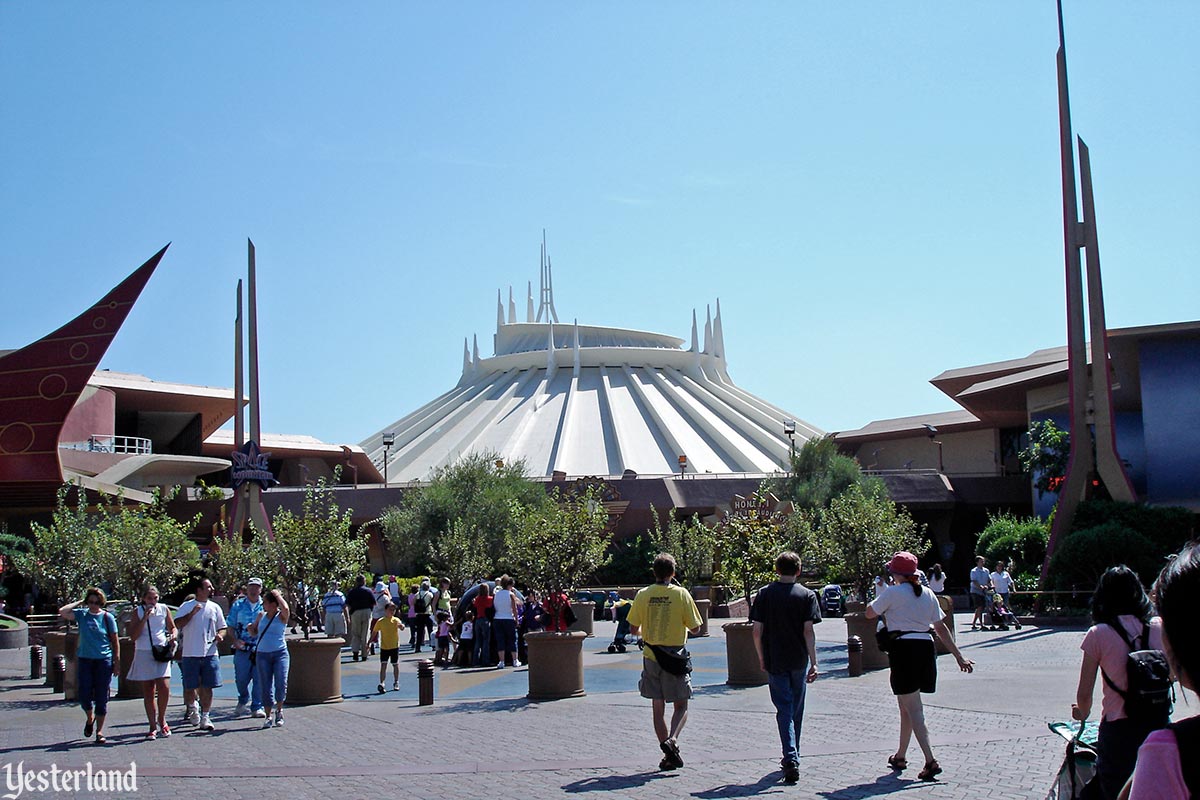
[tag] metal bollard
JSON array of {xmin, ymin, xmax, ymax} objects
[
  {"xmin": 847, "ymin": 635, "xmax": 863, "ymax": 677},
  {"xmin": 30, "ymin": 645, "xmax": 43, "ymax": 680},
  {"xmin": 51, "ymin": 655, "xmax": 66, "ymax": 693},
  {"xmin": 417, "ymin": 659, "xmax": 435, "ymax": 706}
]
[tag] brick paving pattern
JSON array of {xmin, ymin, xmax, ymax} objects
[{"xmin": 0, "ymin": 618, "xmax": 1092, "ymax": 799}]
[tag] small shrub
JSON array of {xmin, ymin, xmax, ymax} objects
[{"xmin": 1045, "ymin": 522, "xmax": 1163, "ymax": 591}]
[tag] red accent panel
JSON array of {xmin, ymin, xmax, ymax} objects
[{"xmin": 0, "ymin": 246, "xmax": 168, "ymax": 488}]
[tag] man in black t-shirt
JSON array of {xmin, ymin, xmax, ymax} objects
[
  {"xmin": 346, "ymin": 576, "xmax": 376, "ymax": 662},
  {"xmin": 749, "ymin": 551, "xmax": 821, "ymax": 784}
]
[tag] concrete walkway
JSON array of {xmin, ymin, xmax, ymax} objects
[{"xmin": 0, "ymin": 617, "xmax": 1095, "ymax": 799}]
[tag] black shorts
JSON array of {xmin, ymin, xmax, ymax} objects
[
  {"xmin": 971, "ymin": 593, "xmax": 987, "ymax": 610},
  {"xmin": 887, "ymin": 638, "xmax": 937, "ymax": 695},
  {"xmin": 380, "ymin": 648, "xmax": 399, "ymax": 664}
]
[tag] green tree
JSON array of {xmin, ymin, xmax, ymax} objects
[
  {"xmin": 1019, "ymin": 420, "xmax": 1069, "ymax": 498},
  {"xmin": 713, "ymin": 490, "xmax": 788, "ymax": 606},
  {"xmin": 271, "ymin": 476, "xmax": 366, "ymax": 638},
  {"xmin": 206, "ymin": 524, "xmax": 276, "ymax": 597},
  {"xmin": 975, "ymin": 512, "xmax": 1048, "ymax": 588},
  {"xmin": 378, "ymin": 452, "xmax": 547, "ymax": 576},
  {"xmin": 776, "ymin": 436, "xmax": 883, "ymax": 510},
  {"xmin": 428, "ymin": 518, "xmax": 494, "ymax": 591},
  {"xmin": 803, "ymin": 483, "xmax": 929, "ymax": 601},
  {"xmin": 506, "ymin": 486, "xmax": 611, "ymax": 592},
  {"xmin": 648, "ymin": 507, "xmax": 717, "ymax": 588},
  {"xmin": 92, "ymin": 488, "xmax": 202, "ymax": 601},
  {"xmin": 12, "ymin": 486, "xmax": 103, "ymax": 606}
]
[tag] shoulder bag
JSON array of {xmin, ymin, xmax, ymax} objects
[
  {"xmin": 249, "ymin": 612, "xmax": 279, "ymax": 667},
  {"xmin": 143, "ymin": 606, "xmax": 177, "ymax": 662}
]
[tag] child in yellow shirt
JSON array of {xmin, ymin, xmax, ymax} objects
[{"xmin": 370, "ymin": 602, "xmax": 406, "ymax": 693}]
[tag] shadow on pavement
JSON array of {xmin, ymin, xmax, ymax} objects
[
  {"xmin": 961, "ymin": 627, "xmax": 1063, "ymax": 649},
  {"xmin": 562, "ymin": 771, "xmax": 675, "ymax": 793},
  {"xmin": 816, "ymin": 774, "xmax": 924, "ymax": 798},
  {"xmin": 413, "ymin": 696, "xmax": 532, "ymax": 715},
  {"xmin": 691, "ymin": 771, "xmax": 785, "ymax": 797}
]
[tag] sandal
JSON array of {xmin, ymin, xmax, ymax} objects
[
  {"xmin": 887, "ymin": 755, "xmax": 907, "ymax": 770},
  {"xmin": 917, "ymin": 760, "xmax": 941, "ymax": 781},
  {"xmin": 95, "ymin": 734, "xmax": 107, "ymax": 745},
  {"xmin": 660, "ymin": 739, "xmax": 684, "ymax": 768},
  {"xmin": 658, "ymin": 756, "xmax": 676, "ymax": 771},
  {"xmin": 84, "ymin": 719, "xmax": 94, "ymax": 738}
]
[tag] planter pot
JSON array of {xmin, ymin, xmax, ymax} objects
[
  {"xmin": 568, "ymin": 602, "xmax": 594, "ymax": 637},
  {"xmin": 845, "ymin": 601, "xmax": 866, "ymax": 613},
  {"xmin": 844, "ymin": 612, "xmax": 889, "ymax": 671},
  {"xmin": 723, "ymin": 622, "xmax": 767, "ymax": 686},
  {"xmin": 115, "ymin": 638, "xmax": 139, "ymax": 698},
  {"xmin": 935, "ymin": 595, "xmax": 955, "ymax": 656},
  {"xmin": 689, "ymin": 599, "xmax": 711, "ymax": 638},
  {"xmin": 0, "ymin": 614, "xmax": 29, "ymax": 650},
  {"xmin": 526, "ymin": 631, "xmax": 586, "ymax": 700},
  {"xmin": 43, "ymin": 631, "xmax": 65, "ymax": 688},
  {"xmin": 285, "ymin": 636, "xmax": 344, "ymax": 705}
]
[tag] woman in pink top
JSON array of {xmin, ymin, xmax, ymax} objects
[
  {"xmin": 1129, "ymin": 544, "xmax": 1200, "ymax": 799},
  {"xmin": 1072, "ymin": 566, "xmax": 1167, "ymax": 799}
]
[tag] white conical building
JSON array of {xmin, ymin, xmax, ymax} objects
[{"xmin": 364, "ymin": 263, "xmax": 821, "ymax": 483}]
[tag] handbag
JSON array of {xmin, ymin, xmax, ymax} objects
[
  {"xmin": 648, "ymin": 643, "xmax": 693, "ymax": 676},
  {"xmin": 142, "ymin": 606, "xmax": 178, "ymax": 662},
  {"xmin": 249, "ymin": 612, "xmax": 278, "ymax": 667}
]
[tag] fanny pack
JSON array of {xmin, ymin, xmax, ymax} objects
[{"xmin": 648, "ymin": 643, "xmax": 692, "ymax": 676}]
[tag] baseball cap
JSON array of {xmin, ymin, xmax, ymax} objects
[
  {"xmin": 248, "ymin": 577, "xmax": 264, "ymax": 586},
  {"xmin": 886, "ymin": 552, "xmax": 919, "ymax": 576}
]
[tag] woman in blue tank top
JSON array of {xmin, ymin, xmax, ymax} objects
[{"xmin": 248, "ymin": 589, "xmax": 290, "ymax": 728}]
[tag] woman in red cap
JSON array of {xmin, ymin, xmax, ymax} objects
[{"xmin": 866, "ymin": 551, "xmax": 975, "ymax": 781}]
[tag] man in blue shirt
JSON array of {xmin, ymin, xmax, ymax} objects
[{"xmin": 226, "ymin": 577, "xmax": 265, "ymax": 718}]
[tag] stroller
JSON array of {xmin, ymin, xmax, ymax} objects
[
  {"xmin": 986, "ymin": 592, "xmax": 1022, "ymax": 630},
  {"xmin": 607, "ymin": 598, "xmax": 633, "ymax": 653},
  {"xmin": 820, "ymin": 584, "xmax": 845, "ymax": 617},
  {"xmin": 1045, "ymin": 720, "xmax": 1097, "ymax": 799}
]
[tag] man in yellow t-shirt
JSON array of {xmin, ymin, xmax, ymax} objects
[
  {"xmin": 627, "ymin": 553, "xmax": 702, "ymax": 771},
  {"xmin": 369, "ymin": 602, "xmax": 406, "ymax": 694}
]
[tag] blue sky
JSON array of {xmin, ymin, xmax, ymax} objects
[{"xmin": 1, "ymin": 3, "xmax": 1196, "ymax": 447}]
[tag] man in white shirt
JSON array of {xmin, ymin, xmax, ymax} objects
[
  {"xmin": 175, "ymin": 578, "xmax": 227, "ymax": 731},
  {"xmin": 990, "ymin": 562, "xmax": 1014, "ymax": 608},
  {"xmin": 969, "ymin": 556, "xmax": 992, "ymax": 631}
]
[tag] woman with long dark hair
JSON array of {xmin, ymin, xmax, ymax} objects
[
  {"xmin": 1072, "ymin": 565, "xmax": 1167, "ymax": 799},
  {"xmin": 866, "ymin": 552, "xmax": 974, "ymax": 781},
  {"xmin": 1128, "ymin": 544, "xmax": 1200, "ymax": 798}
]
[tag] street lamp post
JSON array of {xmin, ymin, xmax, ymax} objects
[
  {"xmin": 923, "ymin": 424, "xmax": 944, "ymax": 473},
  {"xmin": 783, "ymin": 419, "xmax": 796, "ymax": 466},
  {"xmin": 382, "ymin": 432, "xmax": 395, "ymax": 485},
  {"xmin": 678, "ymin": 454, "xmax": 687, "ymax": 478}
]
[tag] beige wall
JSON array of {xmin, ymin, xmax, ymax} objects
[{"xmin": 851, "ymin": 428, "xmax": 1000, "ymax": 474}]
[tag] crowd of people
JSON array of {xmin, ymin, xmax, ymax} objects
[{"xmin": 44, "ymin": 542, "xmax": 1200, "ymax": 799}]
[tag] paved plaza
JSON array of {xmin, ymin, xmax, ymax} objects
[{"xmin": 0, "ymin": 617, "xmax": 1090, "ymax": 799}]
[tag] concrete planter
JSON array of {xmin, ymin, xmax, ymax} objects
[
  {"xmin": 43, "ymin": 631, "xmax": 66, "ymax": 688},
  {"xmin": 63, "ymin": 631, "xmax": 79, "ymax": 701},
  {"xmin": 689, "ymin": 599, "xmax": 711, "ymax": 638},
  {"xmin": 935, "ymin": 595, "xmax": 955, "ymax": 656},
  {"xmin": 114, "ymin": 638, "xmax": 140, "ymax": 698},
  {"xmin": 845, "ymin": 612, "xmax": 889, "ymax": 671},
  {"xmin": 723, "ymin": 622, "xmax": 767, "ymax": 686},
  {"xmin": 285, "ymin": 636, "xmax": 344, "ymax": 705},
  {"xmin": 0, "ymin": 614, "xmax": 28, "ymax": 649},
  {"xmin": 568, "ymin": 602, "xmax": 595, "ymax": 637},
  {"xmin": 526, "ymin": 631, "xmax": 586, "ymax": 700}
]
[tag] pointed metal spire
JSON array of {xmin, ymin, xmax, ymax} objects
[
  {"xmin": 508, "ymin": 286, "xmax": 516, "ymax": 324},
  {"xmin": 526, "ymin": 281, "xmax": 535, "ymax": 322},
  {"xmin": 703, "ymin": 304, "xmax": 713, "ymax": 354},
  {"xmin": 496, "ymin": 289, "xmax": 505, "ymax": 332},
  {"xmin": 689, "ymin": 309, "xmax": 699, "ymax": 353},
  {"xmin": 462, "ymin": 337, "xmax": 471, "ymax": 374},
  {"xmin": 472, "ymin": 334, "xmax": 481, "ymax": 366},
  {"xmin": 713, "ymin": 298, "xmax": 725, "ymax": 360},
  {"xmin": 536, "ymin": 229, "xmax": 560, "ymax": 323},
  {"xmin": 572, "ymin": 318, "xmax": 581, "ymax": 377}
]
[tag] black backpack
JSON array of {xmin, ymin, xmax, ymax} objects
[
  {"xmin": 414, "ymin": 593, "xmax": 428, "ymax": 614},
  {"xmin": 1101, "ymin": 621, "xmax": 1172, "ymax": 724}
]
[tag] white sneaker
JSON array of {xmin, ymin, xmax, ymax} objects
[
  {"xmin": 514, "ymin": 661, "xmax": 523, "ymax": 668},
  {"xmin": 234, "ymin": 703, "xmax": 249, "ymax": 717},
  {"xmin": 262, "ymin": 717, "xmax": 274, "ymax": 729},
  {"xmin": 199, "ymin": 713, "xmax": 214, "ymax": 732},
  {"xmin": 184, "ymin": 704, "xmax": 199, "ymax": 725},
  {"xmin": 251, "ymin": 709, "xmax": 266, "ymax": 719},
  {"xmin": 377, "ymin": 683, "xmax": 385, "ymax": 695},
  {"xmin": 392, "ymin": 681, "xmax": 399, "ymax": 691},
  {"xmin": 274, "ymin": 712, "xmax": 284, "ymax": 727}
]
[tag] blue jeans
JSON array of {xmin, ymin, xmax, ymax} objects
[
  {"xmin": 255, "ymin": 648, "xmax": 290, "ymax": 709},
  {"xmin": 767, "ymin": 669, "xmax": 809, "ymax": 763},
  {"xmin": 77, "ymin": 657, "xmax": 113, "ymax": 716},
  {"xmin": 234, "ymin": 649, "xmax": 263, "ymax": 711},
  {"xmin": 473, "ymin": 619, "xmax": 492, "ymax": 666}
]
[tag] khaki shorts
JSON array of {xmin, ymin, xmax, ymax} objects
[{"xmin": 639, "ymin": 656, "xmax": 692, "ymax": 702}]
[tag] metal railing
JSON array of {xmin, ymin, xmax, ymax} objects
[{"xmin": 59, "ymin": 435, "xmax": 152, "ymax": 455}]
